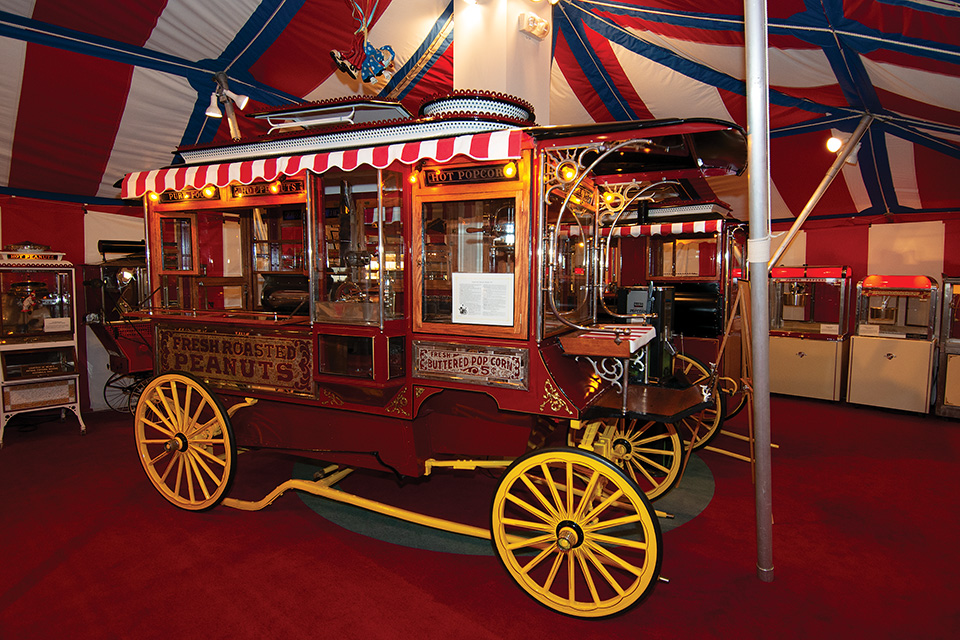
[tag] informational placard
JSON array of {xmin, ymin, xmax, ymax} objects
[
  {"xmin": 43, "ymin": 317, "xmax": 72, "ymax": 332},
  {"xmin": 451, "ymin": 272, "xmax": 514, "ymax": 326}
]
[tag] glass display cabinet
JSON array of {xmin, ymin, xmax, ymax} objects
[
  {"xmin": 936, "ymin": 276, "xmax": 960, "ymax": 418},
  {"xmin": 846, "ymin": 274, "xmax": 938, "ymax": 413},
  {"xmin": 0, "ymin": 243, "xmax": 85, "ymax": 447},
  {"xmin": 768, "ymin": 266, "xmax": 851, "ymax": 401}
]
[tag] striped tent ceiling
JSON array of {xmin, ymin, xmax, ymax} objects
[{"xmin": 2, "ymin": 0, "xmax": 959, "ymax": 225}]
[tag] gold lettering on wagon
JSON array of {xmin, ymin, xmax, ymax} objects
[{"xmin": 157, "ymin": 327, "xmax": 312, "ymax": 396}]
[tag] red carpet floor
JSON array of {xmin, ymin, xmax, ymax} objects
[{"xmin": 1, "ymin": 396, "xmax": 957, "ymax": 639}]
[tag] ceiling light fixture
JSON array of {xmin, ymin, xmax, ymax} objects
[
  {"xmin": 206, "ymin": 71, "xmax": 250, "ymax": 140},
  {"xmin": 205, "ymin": 93, "xmax": 222, "ymax": 118}
]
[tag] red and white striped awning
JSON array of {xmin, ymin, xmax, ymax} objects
[
  {"xmin": 563, "ymin": 219, "xmax": 723, "ymax": 237},
  {"xmin": 121, "ymin": 129, "xmax": 526, "ymax": 199}
]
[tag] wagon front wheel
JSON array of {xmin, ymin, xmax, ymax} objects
[
  {"xmin": 491, "ymin": 448, "xmax": 662, "ymax": 618},
  {"xmin": 134, "ymin": 372, "xmax": 236, "ymax": 511}
]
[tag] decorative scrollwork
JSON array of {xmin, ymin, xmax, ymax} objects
[
  {"xmin": 540, "ymin": 378, "xmax": 574, "ymax": 416},
  {"xmin": 577, "ymin": 356, "xmax": 624, "ymax": 392},
  {"xmin": 319, "ymin": 388, "xmax": 344, "ymax": 406},
  {"xmin": 385, "ymin": 388, "xmax": 409, "ymax": 416}
]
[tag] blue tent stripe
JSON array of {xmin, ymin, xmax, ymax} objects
[
  {"xmin": 379, "ymin": 0, "xmax": 454, "ymax": 101},
  {"xmin": 555, "ymin": 5, "xmax": 637, "ymax": 120},
  {"xmin": 567, "ymin": 3, "xmax": 834, "ymax": 115}
]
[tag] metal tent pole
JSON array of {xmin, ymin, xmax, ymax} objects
[{"xmin": 744, "ymin": 0, "xmax": 774, "ymax": 583}]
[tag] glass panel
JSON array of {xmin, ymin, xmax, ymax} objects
[
  {"xmin": 388, "ymin": 335, "xmax": 404, "ymax": 379},
  {"xmin": 420, "ymin": 197, "xmax": 516, "ymax": 324},
  {"xmin": 770, "ymin": 280, "xmax": 844, "ymax": 334},
  {"xmin": 160, "ymin": 217, "xmax": 194, "ymax": 271},
  {"xmin": 650, "ymin": 236, "xmax": 718, "ymax": 278},
  {"xmin": 543, "ymin": 200, "xmax": 591, "ymax": 335},
  {"xmin": 317, "ymin": 334, "xmax": 374, "ymax": 378},
  {"xmin": 315, "ymin": 171, "xmax": 403, "ymax": 325},
  {"xmin": 1, "ymin": 346, "xmax": 76, "ymax": 380},
  {"xmin": 0, "ymin": 270, "xmax": 73, "ymax": 336}
]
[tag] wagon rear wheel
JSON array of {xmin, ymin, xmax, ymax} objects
[
  {"xmin": 571, "ymin": 418, "xmax": 684, "ymax": 501},
  {"xmin": 134, "ymin": 372, "xmax": 236, "ymax": 511},
  {"xmin": 491, "ymin": 448, "xmax": 662, "ymax": 618},
  {"xmin": 672, "ymin": 353, "xmax": 724, "ymax": 450}
]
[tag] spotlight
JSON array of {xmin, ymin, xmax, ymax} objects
[
  {"xmin": 205, "ymin": 93, "xmax": 222, "ymax": 118},
  {"xmin": 826, "ymin": 136, "xmax": 843, "ymax": 153},
  {"xmin": 224, "ymin": 89, "xmax": 249, "ymax": 110}
]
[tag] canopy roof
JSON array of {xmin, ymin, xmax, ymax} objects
[{"xmin": 2, "ymin": 0, "xmax": 959, "ymax": 224}]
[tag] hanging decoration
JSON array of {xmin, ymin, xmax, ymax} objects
[{"xmin": 330, "ymin": 0, "xmax": 396, "ymax": 84}]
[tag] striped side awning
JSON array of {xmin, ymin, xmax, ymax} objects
[
  {"xmin": 121, "ymin": 129, "xmax": 526, "ymax": 199},
  {"xmin": 563, "ymin": 219, "xmax": 723, "ymax": 237}
]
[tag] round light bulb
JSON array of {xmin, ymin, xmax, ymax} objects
[{"xmin": 826, "ymin": 137, "xmax": 843, "ymax": 153}]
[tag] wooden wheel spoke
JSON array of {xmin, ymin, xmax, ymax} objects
[
  {"xmin": 581, "ymin": 488, "xmax": 625, "ymax": 524},
  {"xmin": 584, "ymin": 539, "xmax": 646, "ymax": 578},
  {"xmin": 501, "ymin": 517, "xmax": 554, "ymax": 533},
  {"xmin": 573, "ymin": 468, "xmax": 602, "ymax": 521},
  {"xmin": 154, "ymin": 386, "xmax": 180, "ymax": 430},
  {"xmin": 184, "ymin": 450, "xmax": 203, "ymax": 502},
  {"xmin": 519, "ymin": 544, "xmax": 558, "ymax": 577},
  {"xmin": 192, "ymin": 444, "xmax": 227, "ymax": 467},
  {"xmin": 153, "ymin": 450, "xmax": 175, "ymax": 482},
  {"xmin": 584, "ymin": 513, "xmax": 644, "ymax": 534},
  {"xmin": 505, "ymin": 491, "xmax": 555, "ymax": 525},
  {"xmin": 575, "ymin": 549, "xmax": 603, "ymax": 605},
  {"xmin": 632, "ymin": 454, "xmax": 671, "ymax": 475},
  {"xmin": 144, "ymin": 396, "xmax": 178, "ymax": 434},
  {"xmin": 171, "ymin": 381, "xmax": 184, "ymax": 428},
  {"xmin": 140, "ymin": 417, "xmax": 175, "ymax": 438},
  {"xmin": 520, "ymin": 472, "xmax": 561, "ymax": 522},
  {"xmin": 185, "ymin": 400, "xmax": 213, "ymax": 437},
  {"xmin": 580, "ymin": 545, "xmax": 628, "ymax": 597},
  {"xmin": 173, "ymin": 454, "xmax": 185, "ymax": 497},
  {"xmin": 586, "ymin": 531, "xmax": 649, "ymax": 551},
  {"xmin": 632, "ymin": 431, "xmax": 670, "ymax": 446},
  {"xmin": 187, "ymin": 448, "xmax": 221, "ymax": 492},
  {"xmin": 505, "ymin": 532, "xmax": 557, "ymax": 552},
  {"xmin": 542, "ymin": 552, "xmax": 564, "ymax": 593},
  {"xmin": 540, "ymin": 462, "xmax": 566, "ymax": 517}
]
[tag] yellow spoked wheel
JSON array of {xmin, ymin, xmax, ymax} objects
[
  {"xmin": 672, "ymin": 353, "xmax": 725, "ymax": 450},
  {"xmin": 134, "ymin": 372, "xmax": 236, "ymax": 511},
  {"xmin": 491, "ymin": 448, "xmax": 662, "ymax": 618},
  {"xmin": 573, "ymin": 418, "xmax": 684, "ymax": 501}
]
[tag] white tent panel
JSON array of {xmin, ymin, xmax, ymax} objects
[
  {"xmin": 611, "ymin": 41, "xmax": 733, "ymax": 120},
  {"xmin": 97, "ymin": 69, "xmax": 199, "ymax": 198},
  {"xmin": 548, "ymin": 60, "xmax": 592, "ymax": 126},
  {"xmin": 886, "ymin": 133, "xmax": 922, "ymax": 210},
  {"xmin": 146, "ymin": 0, "xmax": 262, "ymax": 62},
  {"xmin": 0, "ymin": 36, "xmax": 26, "ymax": 186}
]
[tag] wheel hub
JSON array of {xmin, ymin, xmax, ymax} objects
[
  {"xmin": 555, "ymin": 521, "xmax": 584, "ymax": 551},
  {"xmin": 164, "ymin": 433, "xmax": 188, "ymax": 452},
  {"xmin": 612, "ymin": 437, "xmax": 633, "ymax": 462}
]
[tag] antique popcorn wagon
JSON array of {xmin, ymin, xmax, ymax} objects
[{"xmin": 121, "ymin": 91, "xmax": 746, "ymax": 617}]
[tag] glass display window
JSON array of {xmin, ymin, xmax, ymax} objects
[
  {"xmin": 649, "ymin": 234, "xmax": 719, "ymax": 279},
  {"xmin": 0, "ymin": 268, "xmax": 74, "ymax": 338},
  {"xmin": 313, "ymin": 170, "xmax": 404, "ymax": 326},
  {"xmin": 854, "ymin": 274, "xmax": 938, "ymax": 340},
  {"xmin": 413, "ymin": 177, "xmax": 528, "ymax": 339}
]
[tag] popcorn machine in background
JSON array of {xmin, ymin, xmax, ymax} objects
[
  {"xmin": 846, "ymin": 275, "xmax": 939, "ymax": 413},
  {"xmin": 767, "ymin": 266, "xmax": 852, "ymax": 402}
]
